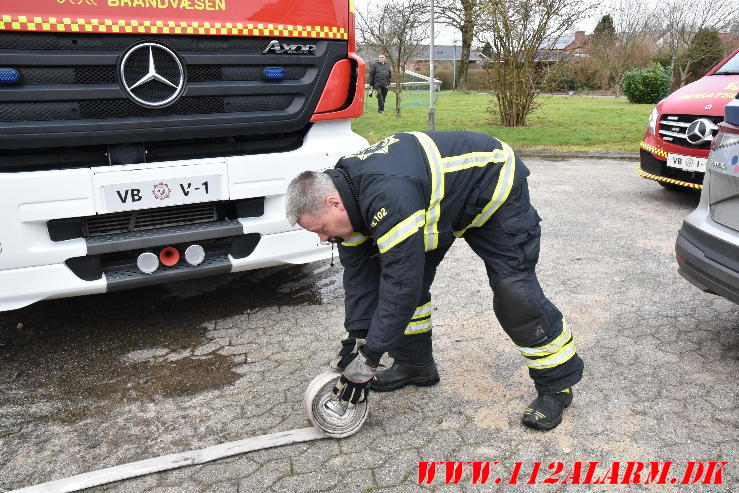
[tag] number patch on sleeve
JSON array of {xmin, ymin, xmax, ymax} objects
[{"xmin": 370, "ymin": 208, "xmax": 388, "ymax": 227}]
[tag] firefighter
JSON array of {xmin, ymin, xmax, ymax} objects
[{"xmin": 285, "ymin": 131, "xmax": 584, "ymax": 430}]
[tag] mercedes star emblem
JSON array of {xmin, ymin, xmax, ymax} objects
[
  {"xmin": 685, "ymin": 118, "xmax": 717, "ymax": 145},
  {"xmin": 119, "ymin": 43, "xmax": 185, "ymax": 108}
]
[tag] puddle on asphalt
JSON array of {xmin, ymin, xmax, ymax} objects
[
  {"xmin": 0, "ymin": 261, "xmax": 343, "ymax": 426},
  {"xmin": 0, "ymin": 314, "xmax": 240, "ymax": 426}
]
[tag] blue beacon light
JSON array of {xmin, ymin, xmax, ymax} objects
[
  {"xmin": 263, "ymin": 67, "xmax": 286, "ymax": 80},
  {"xmin": 0, "ymin": 68, "xmax": 20, "ymax": 84}
]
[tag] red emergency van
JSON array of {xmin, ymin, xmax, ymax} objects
[{"xmin": 639, "ymin": 48, "xmax": 739, "ymax": 190}]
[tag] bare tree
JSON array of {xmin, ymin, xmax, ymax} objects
[
  {"xmin": 660, "ymin": 0, "xmax": 736, "ymax": 87},
  {"xmin": 478, "ymin": 0, "xmax": 595, "ymax": 127},
  {"xmin": 594, "ymin": 0, "xmax": 661, "ymax": 93},
  {"xmin": 437, "ymin": 0, "xmax": 486, "ymax": 91},
  {"xmin": 357, "ymin": 0, "xmax": 430, "ymax": 117}
]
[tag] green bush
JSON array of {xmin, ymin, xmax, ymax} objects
[
  {"xmin": 620, "ymin": 63, "xmax": 672, "ymax": 104},
  {"xmin": 542, "ymin": 62, "xmax": 581, "ymax": 92}
]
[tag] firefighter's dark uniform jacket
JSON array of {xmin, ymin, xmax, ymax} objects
[{"xmin": 326, "ymin": 131, "xmax": 584, "ymax": 394}]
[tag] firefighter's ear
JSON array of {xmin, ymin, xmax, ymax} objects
[{"xmin": 326, "ymin": 195, "xmax": 345, "ymax": 211}]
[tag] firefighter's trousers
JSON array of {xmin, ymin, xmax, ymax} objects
[{"xmin": 392, "ymin": 179, "xmax": 584, "ymax": 394}]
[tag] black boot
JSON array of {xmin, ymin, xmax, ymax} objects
[
  {"xmin": 521, "ymin": 388, "xmax": 573, "ymax": 431},
  {"xmin": 372, "ymin": 358, "xmax": 440, "ymax": 392}
]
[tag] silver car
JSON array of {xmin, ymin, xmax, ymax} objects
[{"xmin": 675, "ymin": 97, "xmax": 739, "ymax": 305}]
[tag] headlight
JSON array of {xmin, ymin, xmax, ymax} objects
[{"xmin": 648, "ymin": 107, "xmax": 659, "ymax": 135}]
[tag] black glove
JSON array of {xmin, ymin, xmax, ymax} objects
[
  {"xmin": 330, "ymin": 330, "xmax": 368, "ymax": 370},
  {"xmin": 332, "ymin": 350, "xmax": 378, "ymax": 407}
]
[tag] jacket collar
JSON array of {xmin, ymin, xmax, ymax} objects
[{"xmin": 325, "ymin": 168, "xmax": 365, "ymax": 233}]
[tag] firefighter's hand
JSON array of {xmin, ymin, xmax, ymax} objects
[
  {"xmin": 332, "ymin": 375, "xmax": 373, "ymax": 407},
  {"xmin": 329, "ymin": 331, "xmax": 367, "ymax": 370},
  {"xmin": 332, "ymin": 351, "xmax": 378, "ymax": 407},
  {"xmin": 368, "ymin": 87, "xmax": 374, "ymax": 97}
]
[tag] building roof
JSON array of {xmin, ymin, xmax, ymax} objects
[
  {"xmin": 541, "ymin": 35, "xmax": 576, "ymax": 50},
  {"xmin": 358, "ymin": 44, "xmax": 484, "ymax": 63},
  {"xmin": 535, "ymin": 49, "xmax": 582, "ymax": 63}
]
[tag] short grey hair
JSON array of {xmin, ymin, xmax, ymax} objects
[{"xmin": 285, "ymin": 171, "xmax": 339, "ymax": 226}]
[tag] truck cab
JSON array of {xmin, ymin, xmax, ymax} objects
[{"xmin": 0, "ymin": 0, "xmax": 367, "ymax": 310}]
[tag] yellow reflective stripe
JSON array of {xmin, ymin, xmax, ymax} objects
[
  {"xmin": 405, "ymin": 302, "xmax": 432, "ymax": 334},
  {"xmin": 404, "ymin": 133, "xmax": 516, "ymax": 246},
  {"xmin": 412, "ymin": 301, "xmax": 432, "ymax": 319},
  {"xmin": 376, "ymin": 210, "xmax": 425, "ymax": 254},
  {"xmin": 0, "ymin": 15, "xmax": 349, "ymax": 39},
  {"xmin": 637, "ymin": 168, "xmax": 703, "ymax": 189},
  {"xmin": 408, "ymin": 132, "xmax": 443, "ymax": 252},
  {"xmin": 441, "ymin": 150, "xmax": 508, "ymax": 173},
  {"xmin": 454, "ymin": 142, "xmax": 516, "ymax": 237},
  {"xmin": 341, "ymin": 233, "xmax": 369, "ymax": 247},
  {"xmin": 517, "ymin": 321, "xmax": 572, "ymax": 357},
  {"xmin": 405, "ymin": 318, "xmax": 432, "ymax": 334},
  {"xmin": 524, "ymin": 340, "xmax": 577, "ymax": 369},
  {"xmin": 639, "ymin": 140, "xmax": 668, "ymax": 159},
  {"xmin": 349, "ymin": 0, "xmax": 356, "ymax": 13}
]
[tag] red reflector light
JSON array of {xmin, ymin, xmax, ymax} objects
[
  {"xmin": 160, "ymin": 246, "xmax": 180, "ymax": 266},
  {"xmin": 676, "ymin": 254, "xmax": 686, "ymax": 263}
]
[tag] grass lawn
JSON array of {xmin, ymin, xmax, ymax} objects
[{"xmin": 352, "ymin": 92, "xmax": 654, "ymax": 153}]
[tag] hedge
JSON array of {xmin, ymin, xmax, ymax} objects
[{"xmin": 620, "ymin": 63, "xmax": 672, "ymax": 104}]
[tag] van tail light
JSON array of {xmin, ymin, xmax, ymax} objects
[{"xmin": 313, "ymin": 59, "xmax": 352, "ymax": 114}]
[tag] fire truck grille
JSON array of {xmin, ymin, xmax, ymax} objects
[
  {"xmin": 0, "ymin": 31, "xmax": 350, "ymax": 161},
  {"xmin": 658, "ymin": 114, "xmax": 723, "ymax": 150},
  {"xmin": 17, "ymin": 65, "xmax": 307, "ymax": 84},
  {"xmin": 0, "ymin": 96, "xmax": 293, "ymax": 122},
  {"xmin": 84, "ymin": 203, "xmax": 218, "ymax": 237}
]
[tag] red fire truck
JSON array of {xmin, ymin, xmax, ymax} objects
[{"xmin": 0, "ymin": 0, "xmax": 366, "ymax": 310}]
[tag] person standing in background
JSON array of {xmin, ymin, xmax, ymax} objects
[{"xmin": 369, "ymin": 54, "xmax": 392, "ymax": 114}]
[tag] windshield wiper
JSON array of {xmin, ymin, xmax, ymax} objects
[{"xmin": 714, "ymin": 71, "xmax": 739, "ymax": 75}]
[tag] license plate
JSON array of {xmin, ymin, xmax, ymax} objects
[
  {"xmin": 103, "ymin": 175, "xmax": 220, "ymax": 212},
  {"xmin": 667, "ymin": 153, "xmax": 707, "ymax": 173}
]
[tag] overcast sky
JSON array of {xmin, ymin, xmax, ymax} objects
[{"xmin": 354, "ymin": 0, "xmax": 616, "ymax": 46}]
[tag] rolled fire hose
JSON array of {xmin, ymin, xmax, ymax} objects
[{"xmin": 13, "ymin": 371, "xmax": 368, "ymax": 493}]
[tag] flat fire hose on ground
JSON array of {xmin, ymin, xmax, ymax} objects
[{"xmin": 13, "ymin": 371, "xmax": 368, "ymax": 493}]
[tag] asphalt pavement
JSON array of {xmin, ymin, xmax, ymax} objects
[{"xmin": 0, "ymin": 158, "xmax": 737, "ymax": 492}]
